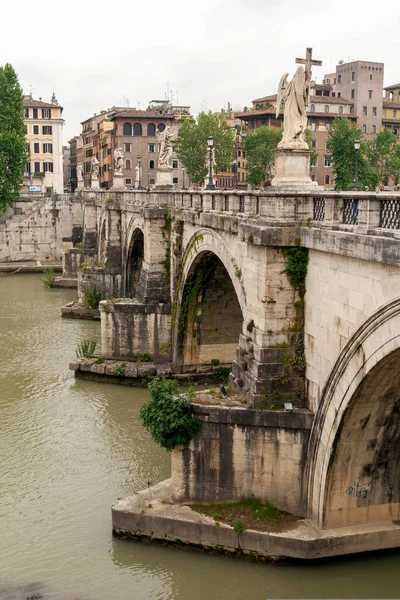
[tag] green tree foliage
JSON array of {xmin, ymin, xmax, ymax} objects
[
  {"xmin": 243, "ymin": 126, "xmax": 282, "ymax": 188},
  {"xmin": 367, "ymin": 128, "xmax": 400, "ymax": 185},
  {"xmin": 176, "ymin": 112, "xmax": 235, "ymax": 185},
  {"xmin": 305, "ymin": 128, "xmax": 318, "ymax": 167},
  {"xmin": 139, "ymin": 378, "xmax": 201, "ymax": 451},
  {"xmin": 0, "ymin": 64, "xmax": 28, "ymax": 212},
  {"xmin": 327, "ymin": 117, "xmax": 378, "ymax": 191}
]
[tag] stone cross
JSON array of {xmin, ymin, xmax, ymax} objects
[{"xmin": 295, "ymin": 47, "xmax": 322, "ymax": 83}]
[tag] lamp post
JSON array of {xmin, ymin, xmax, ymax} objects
[
  {"xmin": 137, "ymin": 155, "xmax": 144, "ymax": 190},
  {"xmin": 206, "ymin": 135, "xmax": 216, "ymax": 190},
  {"xmin": 232, "ymin": 159, "xmax": 237, "ymax": 188},
  {"xmin": 352, "ymin": 139, "xmax": 361, "ymax": 191},
  {"xmin": 182, "ymin": 167, "xmax": 186, "ymax": 190}
]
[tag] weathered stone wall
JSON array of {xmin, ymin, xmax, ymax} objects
[
  {"xmin": 172, "ymin": 405, "xmax": 313, "ymax": 516},
  {"xmin": 78, "ymin": 268, "xmax": 122, "ymax": 305},
  {"xmin": 100, "ymin": 300, "xmax": 171, "ymax": 360},
  {"xmin": 0, "ymin": 194, "xmax": 81, "ymax": 261},
  {"xmin": 304, "ymin": 249, "xmax": 400, "ymax": 412}
]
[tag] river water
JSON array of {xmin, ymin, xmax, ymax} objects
[{"xmin": 0, "ymin": 274, "xmax": 399, "ymax": 599}]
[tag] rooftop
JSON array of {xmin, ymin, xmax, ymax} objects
[
  {"xmin": 384, "ymin": 83, "xmax": 400, "ymax": 90},
  {"xmin": 110, "ymin": 109, "xmax": 174, "ymax": 120},
  {"xmin": 23, "ymin": 95, "xmax": 63, "ymax": 110}
]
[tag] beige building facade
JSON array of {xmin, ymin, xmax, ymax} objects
[{"xmin": 23, "ymin": 94, "xmax": 64, "ymax": 193}]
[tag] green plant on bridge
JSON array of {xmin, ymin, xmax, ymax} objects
[
  {"xmin": 76, "ymin": 339, "xmax": 97, "ymax": 359},
  {"xmin": 281, "ymin": 246, "xmax": 309, "ymax": 298},
  {"xmin": 84, "ymin": 287, "xmax": 102, "ymax": 309},
  {"xmin": 41, "ymin": 268, "xmax": 56, "ymax": 288},
  {"xmin": 139, "ymin": 378, "xmax": 201, "ymax": 451},
  {"xmin": 113, "ymin": 362, "xmax": 126, "ymax": 376}
]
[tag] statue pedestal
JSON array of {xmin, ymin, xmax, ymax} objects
[
  {"xmin": 155, "ymin": 166, "xmax": 174, "ymax": 190},
  {"xmin": 271, "ymin": 149, "xmax": 320, "ymax": 190},
  {"xmin": 91, "ymin": 177, "xmax": 100, "ymax": 189},
  {"xmin": 77, "ymin": 179, "xmax": 84, "ymax": 189},
  {"xmin": 111, "ymin": 173, "xmax": 126, "ymax": 190}
]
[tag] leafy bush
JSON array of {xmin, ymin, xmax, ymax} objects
[
  {"xmin": 113, "ymin": 362, "xmax": 126, "ymax": 376},
  {"xmin": 84, "ymin": 287, "xmax": 102, "ymax": 309},
  {"xmin": 234, "ymin": 521, "xmax": 245, "ymax": 534},
  {"xmin": 76, "ymin": 339, "xmax": 97, "ymax": 358},
  {"xmin": 41, "ymin": 268, "xmax": 56, "ymax": 288},
  {"xmin": 139, "ymin": 378, "xmax": 201, "ymax": 451}
]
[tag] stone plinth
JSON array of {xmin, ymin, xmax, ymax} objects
[
  {"xmin": 155, "ymin": 166, "xmax": 174, "ymax": 189},
  {"xmin": 271, "ymin": 148, "xmax": 319, "ymax": 190},
  {"xmin": 90, "ymin": 177, "xmax": 100, "ymax": 189},
  {"xmin": 77, "ymin": 179, "xmax": 84, "ymax": 189},
  {"xmin": 111, "ymin": 173, "xmax": 126, "ymax": 190}
]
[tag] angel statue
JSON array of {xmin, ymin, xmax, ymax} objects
[
  {"xmin": 114, "ymin": 148, "xmax": 124, "ymax": 175},
  {"xmin": 77, "ymin": 163, "xmax": 83, "ymax": 181},
  {"xmin": 276, "ymin": 66, "xmax": 309, "ymax": 150},
  {"xmin": 91, "ymin": 156, "xmax": 99, "ymax": 178},
  {"xmin": 156, "ymin": 125, "xmax": 176, "ymax": 168}
]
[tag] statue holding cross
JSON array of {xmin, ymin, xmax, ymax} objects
[{"xmin": 276, "ymin": 47, "xmax": 322, "ymax": 150}]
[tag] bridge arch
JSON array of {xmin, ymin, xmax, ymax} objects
[
  {"xmin": 124, "ymin": 216, "xmax": 145, "ymax": 298},
  {"xmin": 307, "ymin": 298, "xmax": 400, "ymax": 529},
  {"xmin": 174, "ymin": 229, "xmax": 246, "ymax": 368}
]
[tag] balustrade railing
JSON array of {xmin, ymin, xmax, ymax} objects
[
  {"xmin": 380, "ymin": 198, "xmax": 400, "ymax": 229},
  {"xmin": 343, "ymin": 198, "xmax": 359, "ymax": 225},
  {"xmin": 313, "ymin": 198, "xmax": 325, "ymax": 222}
]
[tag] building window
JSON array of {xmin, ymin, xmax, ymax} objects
[
  {"xmin": 238, "ymin": 150, "xmax": 241, "ymax": 157},
  {"xmin": 33, "ymin": 108, "xmax": 38, "ymax": 119},
  {"xmin": 42, "ymin": 125, "xmax": 52, "ymax": 134},
  {"xmin": 34, "ymin": 143, "xmax": 40, "ymax": 153},
  {"xmin": 325, "ymin": 175, "xmax": 330, "ymax": 185},
  {"xmin": 311, "ymin": 140, "xmax": 317, "ymax": 148},
  {"xmin": 370, "ymin": 74, "xmax": 373, "ymax": 81},
  {"xmin": 351, "ymin": 72, "xmax": 355, "ymax": 81},
  {"xmin": 372, "ymin": 107, "xmax": 377, "ymax": 116},
  {"xmin": 337, "ymin": 92, "xmax": 341, "ymax": 97},
  {"xmin": 394, "ymin": 110, "xmax": 397, "ymax": 118},
  {"xmin": 123, "ymin": 123, "xmax": 132, "ymax": 136},
  {"xmin": 372, "ymin": 125, "xmax": 377, "ymax": 134},
  {"xmin": 172, "ymin": 160, "xmax": 178, "ymax": 169},
  {"xmin": 363, "ymin": 106, "xmax": 367, "ymax": 115},
  {"xmin": 351, "ymin": 89, "xmax": 355, "ymax": 99},
  {"xmin": 310, "ymin": 104, "xmax": 315, "ymax": 112},
  {"xmin": 33, "ymin": 125, "xmax": 39, "ymax": 134},
  {"xmin": 324, "ymin": 156, "xmax": 331, "ymax": 167},
  {"xmin": 25, "ymin": 162, "xmax": 31, "ymax": 175},
  {"xmin": 326, "ymin": 123, "xmax": 331, "ymax": 131},
  {"xmin": 24, "ymin": 108, "xmax": 29, "ymax": 118},
  {"xmin": 85, "ymin": 149, "xmax": 93, "ymax": 158},
  {"xmin": 34, "ymin": 161, "xmax": 40, "ymax": 173},
  {"xmin": 125, "ymin": 178, "xmax": 132, "ymax": 185},
  {"xmin": 124, "ymin": 143, "xmax": 131, "ymax": 153},
  {"xmin": 339, "ymin": 106, "xmax": 343, "ymax": 114},
  {"xmin": 338, "ymin": 75, "xmax": 342, "ymax": 83},
  {"xmin": 173, "ymin": 177, "xmax": 178, "ymax": 184},
  {"xmin": 44, "ymin": 162, "xmax": 53, "ymax": 172},
  {"xmin": 42, "ymin": 108, "xmax": 51, "ymax": 119},
  {"xmin": 334, "ymin": 77, "xmax": 336, "ymax": 84},
  {"xmin": 133, "ymin": 123, "xmax": 142, "ymax": 136},
  {"xmin": 148, "ymin": 144, "xmax": 155, "ymax": 153},
  {"xmin": 157, "ymin": 123, "xmax": 165, "ymax": 133},
  {"xmin": 362, "ymin": 124, "xmax": 367, "ymax": 133},
  {"xmin": 43, "ymin": 143, "xmax": 53, "ymax": 153},
  {"xmin": 125, "ymin": 159, "xmax": 132, "ymax": 170},
  {"xmin": 324, "ymin": 105, "xmax": 329, "ymax": 113},
  {"xmin": 350, "ymin": 105, "xmax": 354, "ymax": 114},
  {"xmin": 368, "ymin": 90, "xmax": 373, "ymax": 99},
  {"xmin": 311, "ymin": 122, "xmax": 316, "ymax": 131},
  {"xmin": 149, "ymin": 178, "xmax": 155, "ymax": 185},
  {"xmin": 149, "ymin": 159, "xmax": 155, "ymax": 169},
  {"xmin": 147, "ymin": 123, "xmax": 156, "ymax": 136},
  {"xmin": 85, "ymin": 136, "xmax": 89, "ymax": 144}
]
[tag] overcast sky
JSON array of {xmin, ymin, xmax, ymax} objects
[{"xmin": 2, "ymin": 0, "xmax": 399, "ymax": 143}]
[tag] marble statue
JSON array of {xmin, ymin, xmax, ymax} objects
[
  {"xmin": 135, "ymin": 165, "xmax": 140, "ymax": 187},
  {"xmin": 77, "ymin": 163, "xmax": 83, "ymax": 181},
  {"xmin": 91, "ymin": 156, "xmax": 99, "ymax": 178},
  {"xmin": 276, "ymin": 66, "xmax": 309, "ymax": 150},
  {"xmin": 114, "ymin": 148, "xmax": 124, "ymax": 175},
  {"xmin": 156, "ymin": 126, "xmax": 175, "ymax": 168}
]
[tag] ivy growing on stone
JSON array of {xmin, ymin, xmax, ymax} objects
[
  {"xmin": 139, "ymin": 378, "xmax": 201, "ymax": 451},
  {"xmin": 281, "ymin": 246, "xmax": 309, "ymax": 297}
]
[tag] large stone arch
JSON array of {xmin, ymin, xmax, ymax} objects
[
  {"xmin": 124, "ymin": 216, "xmax": 145, "ymax": 298},
  {"xmin": 307, "ymin": 298, "xmax": 400, "ymax": 529},
  {"xmin": 173, "ymin": 229, "xmax": 246, "ymax": 368}
]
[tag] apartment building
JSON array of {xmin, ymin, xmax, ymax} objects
[
  {"xmin": 23, "ymin": 94, "xmax": 64, "ymax": 193},
  {"xmin": 382, "ymin": 83, "xmax": 400, "ymax": 139}
]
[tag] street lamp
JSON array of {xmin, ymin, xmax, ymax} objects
[
  {"xmin": 206, "ymin": 135, "xmax": 216, "ymax": 190},
  {"xmin": 137, "ymin": 155, "xmax": 144, "ymax": 190},
  {"xmin": 182, "ymin": 167, "xmax": 186, "ymax": 190},
  {"xmin": 352, "ymin": 139, "xmax": 361, "ymax": 191},
  {"xmin": 232, "ymin": 159, "xmax": 237, "ymax": 188}
]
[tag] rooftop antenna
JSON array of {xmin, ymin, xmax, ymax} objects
[
  {"xmin": 29, "ymin": 84, "xmax": 34, "ymax": 99},
  {"xmin": 176, "ymin": 90, "xmax": 179, "ymax": 105}
]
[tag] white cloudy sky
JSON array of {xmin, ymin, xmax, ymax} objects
[{"xmin": 2, "ymin": 0, "xmax": 399, "ymax": 142}]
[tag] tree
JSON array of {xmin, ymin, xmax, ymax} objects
[
  {"xmin": 367, "ymin": 128, "xmax": 400, "ymax": 185},
  {"xmin": 327, "ymin": 117, "xmax": 378, "ymax": 191},
  {"xmin": 176, "ymin": 112, "xmax": 235, "ymax": 185},
  {"xmin": 0, "ymin": 64, "xmax": 28, "ymax": 212},
  {"xmin": 243, "ymin": 126, "xmax": 282, "ymax": 188}
]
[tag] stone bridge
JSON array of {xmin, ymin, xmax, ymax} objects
[{"xmin": 68, "ymin": 188, "xmax": 400, "ymax": 543}]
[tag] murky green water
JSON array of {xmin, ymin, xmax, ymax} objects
[{"xmin": 0, "ymin": 274, "xmax": 399, "ymax": 599}]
